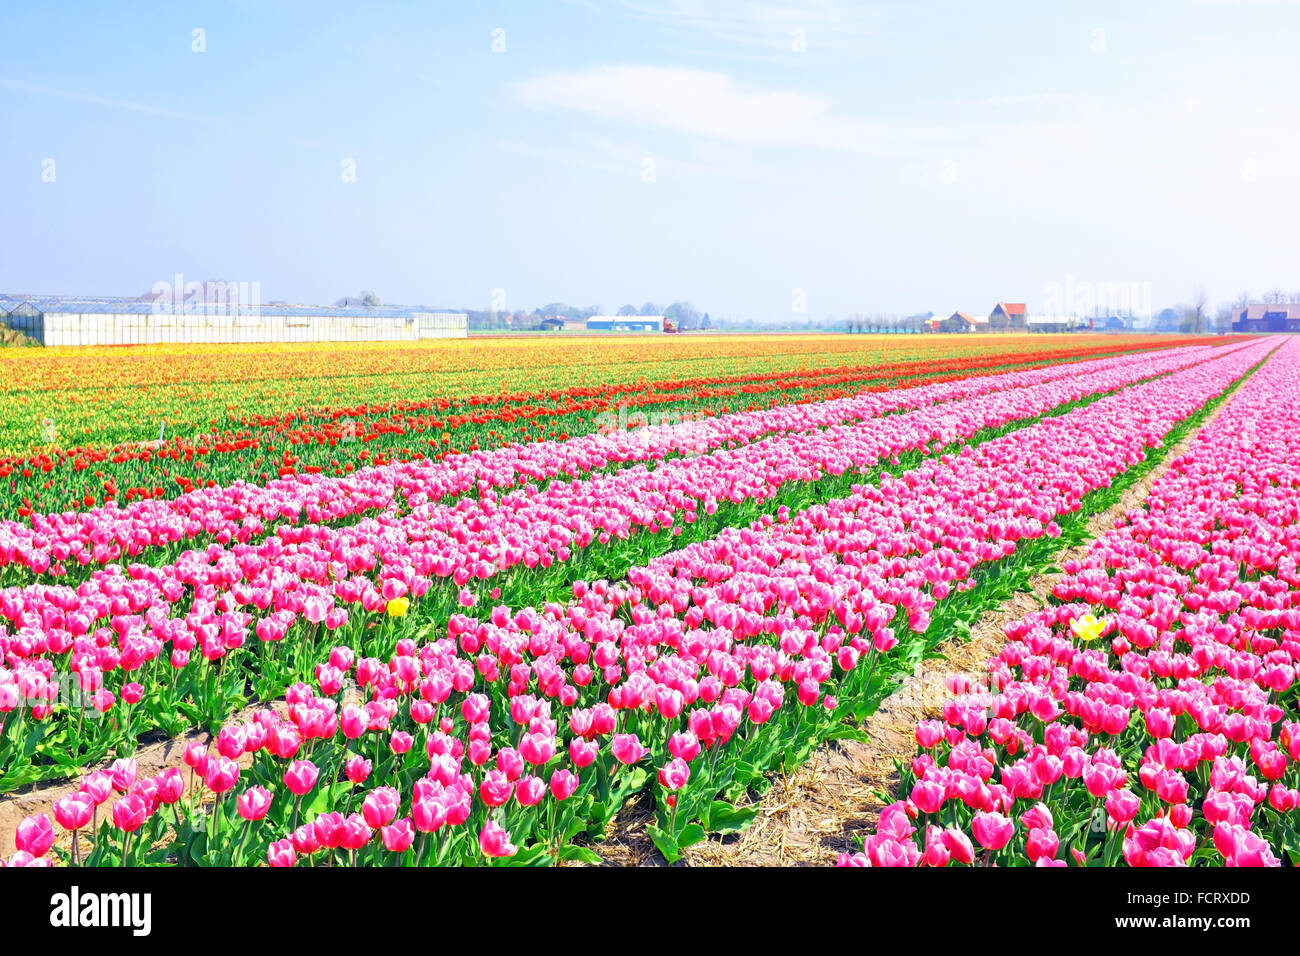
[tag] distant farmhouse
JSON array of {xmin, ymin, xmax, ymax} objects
[
  {"xmin": 585, "ymin": 315, "xmax": 663, "ymax": 332},
  {"xmin": 0, "ymin": 292, "xmax": 467, "ymax": 346},
  {"xmin": 988, "ymin": 302, "xmax": 1027, "ymax": 329},
  {"xmin": 1025, "ymin": 315, "xmax": 1082, "ymax": 333},
  {"xmin": 538, "ymin": 316, "xmax": 588, "ymax": 332},
  {"xmin": 1232, "ymin": 303, "xmax": 1300, "ymax": 333},
  {"xmin": 540, "ymin": 315, "xmax": 665, "ymax": 333},
  {"xmin": 935, "ymin": 311, "xmax": 988, "ymax": 333}
]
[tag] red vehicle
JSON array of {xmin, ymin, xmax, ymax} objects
[{"xmin": 663, "ymin": 317, "xmax": 680, "ymax": 333}]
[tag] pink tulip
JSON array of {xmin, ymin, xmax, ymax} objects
[
  {"xmin": 14, "ymin": 814, "xmax": 55, "ymax": 857},
  {"xmin": 382, "ymin": 817, "xmax": 415, "ymax": 853},
  {"xmin": 479, "ymin": 820, "xmax": 518, "ymax": 858},
  {"xmin": 339, "ymin": 814, "xmax": 373, "ymax": 852},
  {"xmin": 108, "ymin": 758, "xmax": 138, "ymax": 793},
  {"xmin": 569, "ymin": 738, "xmax": 599, "ymax": 768},
  {"xmin": 515, "ymin": 775, "xmax": 547, "ymax": 807},
  {"xmin": 284, "ymin": 759, "xmax": 320, "ymax": 796},
  {"xmin": 611, "ymin": 733, "xmax": 649, "ymax": 765},
  {"xmin": 80, "ymin": 771, "xmax": 113, "ymax": 806},
  {"xmin": 54, "ymin": 793, "xmax": 94, "ymax": 832},
  {"xmin": 155, "ymin": 768, "xmax": 186, "ymax": 805},
  {"xmin": 236, "ymin": 786, "xmax": 273, "ymax": 822},
  {"xmin": 362, "ymin": 787, "xmax": 400, "ymax": 828},
  {"xmin": 657, "ymin": 758, "xmax": 691, "ymax": 791},
  {"xmin": 549, "ymin": 769, "xmax": 580, "ymax": 801},
  {"xmin": 203, "ymin": 756, "xmax": 240, "ymax": 794},
  {"xmin": 111, "ymin": 793, "xmax": 149, "ymax": 833},
  {"xmin": 971, "ymin": 811, "xmax": 1014, "ymax": 852},
  {"xmin": 345, "ymin": 756, "xmax": 372, "ymax": 784},
  {"xmin": 1025, "ymin": 828, "xmax": 1059, "ymax": 863},
  {"xmin": 267, "ymin": 839, "xmax": 297, "ymax": 867}
]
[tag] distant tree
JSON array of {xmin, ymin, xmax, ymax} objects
[
  {"xmin": 540, "ymin": 302, "xmax": 583, "ymax": 320},
  {"xmin": 617, "ymin": 304, "xmax": 638, "ymax": 316},
  {"xmin": 701, "ymin": 312, "xmax": 712, "ymax": 330},
  {"xmin": 639, "ymin": 302, "xmax": 661, "ymax": 316},
  {"xmin": 1214, "ymin": 302, "xmax": 1235, "ymax": 333},
  {"xmin": 1191, "ymin": 284, "xmax": 1209, "ymax": 334},
  {"xmin": 1234, "ymin": 290, "xmax": 1250, "ymax": 309},
  {"xmin": 1263, "ymin": 287, "xmax": 1288, "ymax": 304},
  {"xmin": 667, "ymin": 301, "xmax": 700, "ymax": 330},
  {"xmin": 361, "ymin": 290, "xmax": 382, "ymax": 307}
]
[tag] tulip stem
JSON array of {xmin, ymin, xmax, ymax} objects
[
  {"xmin": 234, "ymin": 818, "xmax": 252, "ymax": 867},
  {"xmin": 210, "ymin": 794, "xmax": 221, "ymax": 859}
]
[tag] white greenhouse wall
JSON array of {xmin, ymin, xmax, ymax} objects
[{"xmin": 32, "ymin": 311, "xmax": 467, "ymax": 346}]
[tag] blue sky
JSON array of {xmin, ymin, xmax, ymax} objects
[{"xmin": 3, "ymin": 0, "xmax": 1299, "ymax": 321}]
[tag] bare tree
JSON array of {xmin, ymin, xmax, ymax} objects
[
  {"xmin": 1191, "ymin": 284, "xmax": 1209, "ymax": 334},
  {"xmin": 1263, "ymin": 287, "xmax": 1287, "ymax": 304},
  {"xmin": 1214, "ymin": 302, "xmax": 1235, "ymax": 333}
]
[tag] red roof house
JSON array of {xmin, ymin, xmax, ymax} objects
[{"xmin": 989, "ymin": 302, "xmax": 1027, "ymax": 329}]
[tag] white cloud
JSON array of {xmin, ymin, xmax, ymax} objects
[{"xmin": 515, "ymin": 64, "xmax": 939, "ymax": 156}]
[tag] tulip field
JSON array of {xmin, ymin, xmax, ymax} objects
[
  {"xmin": 0, "ymin": 332, "xmax": 1200, "ymax": 515},
  {"xmin": 3, "ymin": 331, "xmax": 1298, "ymax": 868},
  {"xmin": 842, "ymin": 334, "xmax": 1300, "ymax": 868}
]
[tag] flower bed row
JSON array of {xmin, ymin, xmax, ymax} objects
[
  {"xmin": 839, "ymin": 337, "xmax": 1299, "ymax": 867},
  {"xmin": 0, "ymin": 338, "xmax": 1273, "ymax": 864},
  {"xmin": 0, "ymin": 345, "xmax": 1254, "ymax": 790},
  {"xmin": 4, "ymin": 337, "xmax": 1213, "ymax": 514},
  {"xmin": 1, "ymin": 343, "xmax": 1227, "ymax": 581}
]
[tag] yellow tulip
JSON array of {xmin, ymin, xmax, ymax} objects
[
  {"xmin": 386, "ymin": 597, "xmax": 410, "ymax": 618},
  {"xmin": 1070, "ymin": 613, "xmax": 1105, "ymax": 643}
]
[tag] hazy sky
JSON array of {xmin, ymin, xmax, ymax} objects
[{"xmin": 3, "ymin": 0, "xmax": 1298, "ymax": 321}]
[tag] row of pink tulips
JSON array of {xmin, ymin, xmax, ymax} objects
[
  {"xmin": 839, "ymin": 337, "xmax": 1299, "ymax": 866},
  {"xmin": 0, "ymin": 343, "xmax": 1262, "ymax": 791},
  {"xmin": 2, "ymin": 339, "xmax": 1274, "ymax": 864},
  {"xmin": 0, "ymin": 344, "xmax": 1232, "ymax": 580}
]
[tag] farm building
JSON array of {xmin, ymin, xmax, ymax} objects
[
  {"xmin": 1232, "ymin": 303, "xmax": 1300, "ymax": 333},
  {"xmin": 0, "ymin": 294, "xmax": 467, "ymax": 346},
  {"xmin": 1026, "ymin": 315, "xmax": 1081, "ymax": 333},
  {"xmin": 584, "ymin": 316, "xmax": 664, "ymax": 333},
  {"xmin": 538, "ymin": 317, "xmax": 588, "ymax": 331},
  {"xmin": 988, "ymin": 302, "xmax": 1027, "ymax": 329},
  {"xmin": 936, "ymin": 311, "xmax": 987, "ymax": 332}
]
